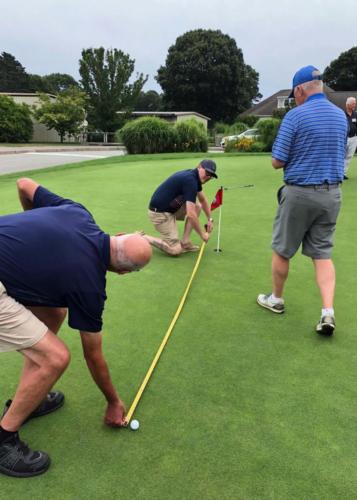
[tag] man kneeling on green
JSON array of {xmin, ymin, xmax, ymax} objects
[
  {"xmin": 0, "ymin": 178, "xmax": 152, "ymax": 478},
  {"xmin": 144, "ymin": 159, "xmax": 218, "ymax": 255}
]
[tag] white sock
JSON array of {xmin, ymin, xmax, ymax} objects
[
  {"xmin": 322, "ymin": 308, "xmax": 334, "ymax": 318},
  {"xmin": 271, "ymin": 293, "xmax": 284, "ymax": 304}
]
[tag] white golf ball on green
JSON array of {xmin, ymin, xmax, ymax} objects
[{"xmin": 130, "ymin": 419, "xmax": 140, "ymax": 431}]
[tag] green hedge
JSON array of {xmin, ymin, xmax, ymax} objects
[
  {"xmin": 121, "ymin": 116, "xmax": 208, "ymax": 154},
  {"xmin": 174, "ymin": 119, "xmax": 208, "ymax": 152},
  {"xmin": 121, "ymin": 116, "xmax": 176, "ymax": 154},
  {"xmin": 0, "ymin": 95, "xmax": 33, "ymax": 143}
]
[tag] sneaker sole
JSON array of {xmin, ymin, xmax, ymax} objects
[
  {"xmin": 317, "ymin": 324, "xmax": 335, "ymax": 336},
  {"xmin": 256, "ymin": 297, "xmax": 285, "ymax": 314},
  {"xmin": 0, "ymin": 458, "xmax": 51, "ymax": 478}
]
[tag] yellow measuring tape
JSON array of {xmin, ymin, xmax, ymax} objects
[{"xmin": 125, "ymin": 241, "xmax": 206, "ymax": 424}]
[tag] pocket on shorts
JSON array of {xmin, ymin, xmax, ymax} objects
[{"xmin": 277, "ymin": 185, "xmax": 286, "ymax": 205}]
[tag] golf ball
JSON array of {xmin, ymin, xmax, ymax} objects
[{"xmin": 130, "ymin": 419, "xmax": 140, "ymax": 431}]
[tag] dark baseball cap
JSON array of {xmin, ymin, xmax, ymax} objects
[{"xmin": 200, "ymin": 159, "xmax": 218, "ymax": 178}]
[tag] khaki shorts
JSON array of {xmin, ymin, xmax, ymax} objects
[
  {"xmin": 148, "ymin": 205, "xmax": 186, "ymax": 246},
  {"xmin": 0, "ymin": 282, "xmax": 48, "ymax": 353}
]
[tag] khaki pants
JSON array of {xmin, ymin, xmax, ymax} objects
[
  {"xmin": 0, "ymin": 282, "xmax": 48, "ymax": 353},
  {"xmin": 344, "ymin": 135, "xmax": 357, "ymax": 173},
  {"xmin": 148, "ymin": 205, "xmax": 186, "ymax": 247}
]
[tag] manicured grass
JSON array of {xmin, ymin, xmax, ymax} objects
[{"xmin": 1, "ymin": 153, "xmax": 357, "ymax": 499}]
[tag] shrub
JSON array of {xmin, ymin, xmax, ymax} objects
[
  {"xmin": 249, "ymin": 141, "xmax": 266, "ymax": 152},
  {"xmin": 120, "ymin": 116, "xmax": 176, "ymax": 154},
  {"xmin": 240, "ymin": 115, "xmax": 259, "ymax": 127},
  {"xmin": 225, "ymin": 137, "xmax": 254, "ymax": 152},
  {"xmin": 228, "ymin": 121, "xmax": 248, "ymax": 135},
  {"xmin": 213, "ymin": 120, "xmax": 247, "ymax": 135},
  {"xmin": 256, "ymin": 118, "xmax": 281, "ymax": 152},
  {"xmin": 213, "ymin": 121, "xmax": 229, "ymax": 134},
  {"xmin": 174, "ymin": 119, "xmax": 208, "ymax": 152},
  {"xmin": 0, "ymin": 95, "xmax": 33, "ymax": 143}
]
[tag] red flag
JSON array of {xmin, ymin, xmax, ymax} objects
[{"xmin": 210, "ymin": 188, "xmax": 223, "ymax": 211}]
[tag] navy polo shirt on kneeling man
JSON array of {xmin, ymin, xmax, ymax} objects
[
  {"xmin": 0, "ymin": 186, "xmax": 110, "ymax": 333},
  {"xmin": 149, "ymin": 169, "xmax": 202, "ymax": 212}
]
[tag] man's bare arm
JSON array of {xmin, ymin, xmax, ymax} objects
[
  {"xmin": 186, "ymin": 201, "xmax": 209, "ymax": 242},
  {"xmin": 197, "ymin": 191, "xmax": 213, "ymax": 233},
  {"xmin": 80, "ymin": 331, "xmax": 126, "ymax": 427}
]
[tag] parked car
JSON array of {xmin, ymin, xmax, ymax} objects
[{"xmin": 220, "ymin": 128, "xmax": 259, "ymax": 148}]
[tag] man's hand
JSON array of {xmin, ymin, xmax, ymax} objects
[
  {"xmin": 104, "ymin": 399, "xmax": 126, "ymax": 427},
  {"xmin": 202, "ymin": 231, "xmax": 210, "ymax": 243},
  {"xmin": 205, "ymin": 219, "xmax": 214, "ymax": 233}
]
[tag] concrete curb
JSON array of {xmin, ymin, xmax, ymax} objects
[{"xmin": 0, "ymin": 146, "xmax": 126, "ymax": 156}]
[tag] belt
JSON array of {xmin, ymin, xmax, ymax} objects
[
  {"xmin": 285, "ymin": 183, "xmax": 340, "ymax": 190},
  {"xmin": 149, "ymin": 206, "xmax": 169, "ymax": 213}
]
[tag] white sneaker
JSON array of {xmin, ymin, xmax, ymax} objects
[
  {"xmin": 257, "ymin": 294, "xmax": 285, "ymax": 314},
  {"xmin": 316, "ymin": 315, "xmax": 335, "ymax": 336}
]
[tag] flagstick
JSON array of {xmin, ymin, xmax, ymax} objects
[{"xmin": 214, "ymin": 201, "xmax": 222, "ymax": 252}]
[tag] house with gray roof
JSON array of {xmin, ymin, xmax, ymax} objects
[{"xmin": 240, "ymin": 86, "xmax": 357, "ymax": 119}]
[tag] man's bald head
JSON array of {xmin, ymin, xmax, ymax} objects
[{"xmin": 110, "ymin": 234, "xmax": 152, "ymax": 273}]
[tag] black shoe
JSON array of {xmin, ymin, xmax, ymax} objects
[
  {"xmin": 344, "ymin": 175, "xmax": 349, "ymax": 180},
  {"xmin": 3, "ymin": 391, "xmax": 65, "ymax": 425},
  {"xmin": 316, "ymin": 315, "xmax": 335, "ymax": 336},
  {"xmin": 0, "ymin": 432, "xmax": 50, "ymax": 477}
]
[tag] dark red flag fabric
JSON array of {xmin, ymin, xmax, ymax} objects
[{"xmin": 210, "ymin": 188, "xmax": 223, "ymax": 211}]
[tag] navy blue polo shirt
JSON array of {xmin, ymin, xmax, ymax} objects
[
  {"xmin": 272, "ymin": 93, "xmax": 347, "ymax": 185},
  {"xmin": 346, "ymin": 109, "xmax": 357, "ymax": 138},
  {"xmin": 0, "ymin": 186, "xmax": 110, "ymax": 332},
  {"xmin": 149, "ymin": 169, "xmax": 202, "ymax": 212}
]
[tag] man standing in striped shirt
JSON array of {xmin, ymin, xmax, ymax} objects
[{"xmin": 257, "ymin": 65, "xmax": 347, "ymax": 336}]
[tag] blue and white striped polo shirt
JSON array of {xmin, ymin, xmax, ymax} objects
[{"xmin": 272, "ymin": 93, "xmax": 347, "ymax": 185}]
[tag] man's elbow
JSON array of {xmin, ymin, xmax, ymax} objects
[
  {"xmin": 17, "ymin": 177, "xmax": 30, "ymax": 191},
  {"xmin": 272, "ymin": 158, "xmax": 285, "ymax": 169}
]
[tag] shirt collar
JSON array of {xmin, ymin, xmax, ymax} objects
[{"xmin": 306, "ymin": 93, "xmax": 325, "ymax": 102}]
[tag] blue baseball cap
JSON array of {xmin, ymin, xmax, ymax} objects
[{"xmin": 289, "ymin": 65, "xmax": 322, "ymax": 98}]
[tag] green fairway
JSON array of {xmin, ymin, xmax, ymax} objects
[{"xmin": 1, "ymin": 153, "xmax": 357, "ymax": 499}]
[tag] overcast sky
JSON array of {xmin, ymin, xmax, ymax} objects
[{"xmin": 1, "ymin": 0, "xmax": 356, "ymax": 100}]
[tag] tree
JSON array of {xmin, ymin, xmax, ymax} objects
[
  {"xmin": 0, "ymin": 52, "xmax": 30, "ymax": 92},
  {"xmin": 28, "ymin": 74, "xmax": 51, "ymax": 93},
  {"xmin": 0, "ymin": 95, "xmax": 33, "ymax": 142},
  {"xmin": 134, "ymin": 90, "xmax": 163, "ymax": 111},
  {"xmin": 323, "ymin": 47, "xmax": 357, "ymax": 90},
  {"xmin": 156, "ymin": 29, "xmax": 260, "ymax": 123},
  {"xmin": 29, "ymin": 73, "xmax": 79, "ymax": 94},
  {"xmin": 33, "ymin": 87, "xmax": 87, "ymax": 143},
  {"xmin": 79, "ymin": 47, "xmax": 147, "ymax": 131}
]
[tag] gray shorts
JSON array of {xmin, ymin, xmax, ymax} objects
[
  {"xmin": 272, "ymin": 184, "xmax": 342, "ymax": 259},
  {"xmin": 0, "ymin": 282, "xmax": 48, "ymax": 353}
]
